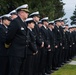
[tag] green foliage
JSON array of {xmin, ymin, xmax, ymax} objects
[
  {"xmin": 0, "ymin": 0, "xmax": 65, "ymax": 20},
  {"xmin": 70, "ymin": 5, "xmax": 76, "ymax": 25}
]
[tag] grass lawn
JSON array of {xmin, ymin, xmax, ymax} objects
[
  {"xmin": 51, "ymin": 57, "xmax": 76, "ymax": 75},
  {"xmin": 73, "ymin": 57, "xmax": 76, "ymax": 61}
]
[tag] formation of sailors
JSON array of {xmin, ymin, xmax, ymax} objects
[{"xmin": 0, "ymin": 4, "xmax": 76, "ymax": 75}]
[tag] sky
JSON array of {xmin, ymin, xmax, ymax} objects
[{"xmin": 62, "ymin": 0, "xmax": 76, "ymax": 24}]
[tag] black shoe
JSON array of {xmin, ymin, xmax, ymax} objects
[
  {"xmin": 62, "ymin": 63, "xmax": 65, "ymax": 65},
  {"xmin": 52, "ymin": 67, "xmax": 58, "ymax": 70},
  {"xmin": 45, "ymin": 73, "xmax": 50, "ymax": 75},
  {"xmin": 42, "ymin": 73, "xmax": 46, "ymax": 75},
  {"xmin": 58, "ymin": 65, "xmax": 61, "ymax": 67},
  {"xmin": 38, "ymin": 73, "xmax": 42, "ymax": 75},
  {"xmin": 46, "ymin": 71, "xmax": 53, "ymax": 75}
]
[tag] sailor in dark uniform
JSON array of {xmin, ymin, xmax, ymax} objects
[
  {"xmin": 29, "ymin": 11, "xmax": 44, "ymax": 75},
  {"xmin": 38, "ymin": 21, "xmax": 42, "ymax": 28},
  {"xmin": 5, "ymin": 4, "xmax": 29, "ymax": 75},
  {"xmin": 71, "ymin": 25, "xmax": 76, "ymax": 57},
  {"xmin": 72, "ymin": 25, "xmax": 76, "ymax": 56},
  {"xmin": 68, "ymin": 26, "xmax": 75, "ymax": 59},
  {"xmin": 24, "ymin": 18, "xmax": 38, "ymax": 75},
  {"xmin": 64, "ymin": 24, "xmax": 70, "ymax": 61},
  {"xmin": 53, "ymin": 19, "xmax": 63, "ymax": 68},
  {"xmin": 60, "ymin": 19, "xmax": 67, "ymax": 64},
  {"xmin": 48, "ymin": 21, "xmax": 58, "ymax": 73},
  {"xmin": 0, "ymin": 14, "xmax": 11, "ymax": 75},
  {"xmin": 40, "ymin": 17, "xmax": 51, "ymax": 75}
]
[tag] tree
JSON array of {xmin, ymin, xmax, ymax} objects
[
  {"xmin": 0, "ymin": 0, "xmax": 65, "ymax": 20},
  {"xmin": 70, "ymin": 5, "xmax": 76, "ymax": 25}
]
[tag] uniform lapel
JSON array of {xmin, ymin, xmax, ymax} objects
[{"xmin": 17, "ymin": 16, "xmax": 27, "ymax": 31}]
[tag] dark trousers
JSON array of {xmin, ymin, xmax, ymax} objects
[
  {"xmin": 32, "ymin": 47, "xmax": 43, "ymax": 75},
  {"xmin": 58, "ymin": 46, "xmax": 63, "ymax": 66},
  {"xmin": 33, "ymin": 52, "xmax": 40, "ymax": 75},
  {"xmin": 33, "ymin": 47, "xmax": 44, "ymax": 75},
  {"xmin": 45, "ymin": 51, "xmax": 53, "ymax": 74},
  {"xmin": 38, "ymin": 47, "xmax": 47, "ymax": 75},
  {"xmin": 64, "ymin": 48, "xmax": 68, "ymax": 62},
  {"xmin": 0, "ymin": 56, "xmax": 8, "ymax": 75},
  {"xmin": 8, "ymin": 56, "xmax": 24, "ymax": 75},
  {"xmin": 24, "ymin": 54, "xmax": 35, "ymax": 75},
  {"xmin": 66, "ymin": 46, "xmax": 70, "ymax": 61},
  {"xmin": 52, "ymin": 48, "xmax": 59, "ymax": 68}
]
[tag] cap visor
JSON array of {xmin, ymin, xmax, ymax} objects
[{"xmin": 21, "ymin": 9, "xmax": 30, "ymax": 13}]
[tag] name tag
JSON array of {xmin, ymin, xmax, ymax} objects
[
  {"xmin": 21, "ymin": 27, "xmax": 24, "ymax": 30},
  {"xmin": 58, "ymin": 30, "xmax": 60, "ymax": 32}
]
